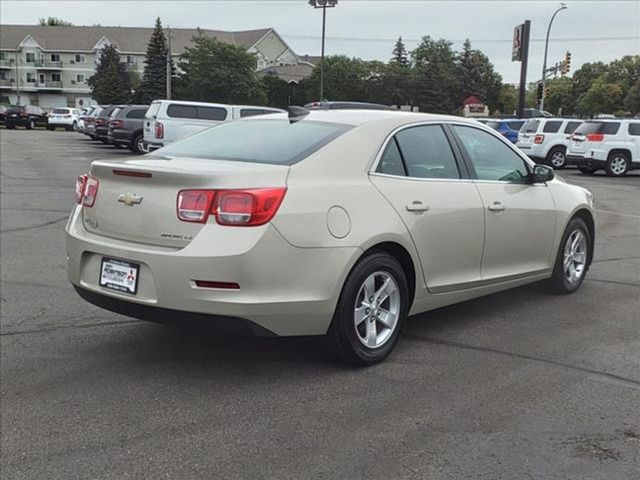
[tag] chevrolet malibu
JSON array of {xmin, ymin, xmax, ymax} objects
[{"xmin": 66, "ymin": 109, "xmax": 595, "ymax": 365}]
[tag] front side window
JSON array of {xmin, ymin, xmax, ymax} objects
[
  {"xmin": 453, "ymin": 125, "xmax": 529, "ymax": 183},
  {"xmin": 393, "ymin": 125, "xmax": 460, "ymax": 179},
  {"xmin": 542, "ymin": 121, "xmax": 562, "ymax": 133}
]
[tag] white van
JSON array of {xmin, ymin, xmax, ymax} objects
[
  {"xmin": 143, "ymin": 100, "xmax": 283, "ymax": 151},
  {"xmin": 516, "ymin": 118, "xmax": 583, "ymax": 169}
]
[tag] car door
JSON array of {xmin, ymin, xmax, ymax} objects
[
  {"xmin": 369, "ymin": 123, "xmax": 485, "ymax": 292},
  {"xmin": 450, "ymin": 124, "xmax": 557, "ymax": 281}
]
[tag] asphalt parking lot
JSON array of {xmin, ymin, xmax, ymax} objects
[{"xmin": 1, "ymin": 128, "xmax": 639, "ymax": 480}]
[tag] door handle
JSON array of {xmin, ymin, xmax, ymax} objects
[
  {"xmin": 488, "ymin": 202, "xmax": 505, "ymax": 212},
  {"xmin": 406, "ymin": 201, "xmax": 430, "ymax": 212}
]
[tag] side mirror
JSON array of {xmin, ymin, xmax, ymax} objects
[{"xmin": 532, "ymin": 164, "xmax": 554, "ymax": 183}]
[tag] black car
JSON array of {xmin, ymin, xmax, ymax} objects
[
  {"xmin": 94, "ymin": 105, "xmax": 122, "ymax": 143},
  {"xmin": 107, "ymin": 105, "xmax": 149, "ymax": 153},
  {"xmin": 4, "ymin": 105, "xmax": 48, "ymax": 129}
]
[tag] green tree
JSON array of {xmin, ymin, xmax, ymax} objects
[
  {"xmin": 177, "ymin": 34, "xmax": 265, "ymax": 104},
  {"xmin": 412, "ymin": 36, "xmax": 459, "ymax": 113},
  {"xmin": 87, "ymin": 44, "xmax": 132, "ymax": 104},
  {"xmin": 38, "ymin": 17, "xmax": 73, "ymax": 26},
  {"xmin": 137, "ymin": 18, "xmax": 175, "ymax": 104},
  {"xmin": 260, "ymin": 74, "xmax": 291, "ymax": 108},
  {"xmin": 299, "ymin": 55, "xmax": 369, "ymax": 102},
  {"xmin": 456, "ymin": 39, "xmax": 503, "ymax": 112},
  {"xmin": 624, "ymin": 81, "xmax": 640, "ymax": 115},
  {"xmin": 576, "ymin": 80, "xmax": 624, "ymax": 117},
  {"xmin": 571, "ymin": 61, "xmax": 609, "ymax": 100},
  {"xmin": 544, "ymin": 77, "xmax": 575, "ymax": 116},
  {"xmin": 495, "ymin": 84, "xmax": 518, "ymax": 115},
  {"xmin": 391, "ymin": 36, "xmax": 410, "ymax": 68}
]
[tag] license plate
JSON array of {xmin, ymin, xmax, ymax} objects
[{"xmin": 100, "ymin": 257, "xmax": 139, "ymax": 294}]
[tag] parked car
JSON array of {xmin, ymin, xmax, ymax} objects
[
  {"xmin": 485, "ymin": 119, "xmax": 525, "ymax": 143},
  {"xmin": 84, "ymin": 106, "xmax": 104, "ymax": 138},
  {"xmin": 46, "ymin": 107, "xmax": 81, "ymax": 131},
  {"xmin": 567, "ymin": 119, "xmax": 640, "ymax": 176},
  {"xmin": 143, "ymin": 100, "xmax": 283, "ymax": 151},
  {"xmin": 76, "ymin": 107, "xmax": 91, "ymax": 133},
  {"xmin": 516, "ymin": 118, "xmax": 583, "ymax": 169},
  {"xmin": 68, "ymin": 109, "xmax": 595, "ymax": 365},
  {"xmin": 107, "ymin": 105, "xmax": 149, "ymax": 153},
  {"xmin": 94, "ymin": 105, "xmax": 122, "ymax": 143},
  {"xmin": 4, "ymin": 105, "xmax": 48, "ymax": 129},
  {"xmin": 305, "ymin": 101, "xmax": 396, "ymax": 111},
  {"xmin": 0, "ymin": 105, "xmax": 7, "ymax": 125}
]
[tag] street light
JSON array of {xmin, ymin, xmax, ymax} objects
[
  {"xmin": 540, "ymin": 3, "xmax": 567, "ymax": 112},
  {"xmin": 308, "ymin": 0, "xmax": 338, "ymax": 101}
]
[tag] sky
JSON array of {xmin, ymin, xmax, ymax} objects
[{"xmin": 1, "ymin": 0, "xmax": 639, "ymax": 84}]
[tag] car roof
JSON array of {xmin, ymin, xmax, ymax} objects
[{"xmin": 244, "ymin": 109, "xmax": 485, "ymax": 128}]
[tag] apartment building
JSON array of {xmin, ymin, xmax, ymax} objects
[{"xmin": 0, "ymin": 24, "xmax": 313, "ymax": 108}]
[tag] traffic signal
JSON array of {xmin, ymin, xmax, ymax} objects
[
  {"xmin": 561, "ymin": 51, "xmax": 572, "ymax": 76},
  {"xmin": 544, "ymin": 86, "xmax": 550, "ymax": 98},
  {"xmin": 537, "ymin": 82, "xmax": 543, "ymax": 101}
]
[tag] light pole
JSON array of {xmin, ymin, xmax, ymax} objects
[
  {"xmin": 308, "ymin": 0, "xmax": 338, "ymax": 101},
  {"xmin": 540, "ymin": 3, "xmax": 567, "ymax": 112}
]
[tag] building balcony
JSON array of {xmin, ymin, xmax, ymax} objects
[
  {"xmin": 0, "ymin": 59, "xmax": 15, "ymax": 69},
  {"xmin": 37, "ymin": 81, "xmax": 63, "ymax": 89},
  {"xmin": 0, "ymin": 78, "xmax": 16, "ymax": 88},
  {"xmin": 34, "ymin": 60, "xmax": 63, "ymax": 69}
]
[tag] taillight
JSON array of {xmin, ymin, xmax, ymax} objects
[
  {"xmin": 534, "ymin": 134, "xmax": 545, "ymax": 144},
  {"xmin": 586, "ymin": 133, "xmax": 604, "ymax": 142},
  {"xmin": 176, "ymin": 188, "xmax": 287, "ymax": 226},
  {"xmin": 155, "ymin": 122, "xmax": 164, "ymax": 139},
  {"xmin": 75, "ymin": 174, "xmax": 99, "ymax": 207},
  {"xmin": 110, "ymin": 119, "xmax": 124, "ymax": 129}
]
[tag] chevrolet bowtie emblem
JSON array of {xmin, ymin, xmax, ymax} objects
[{"xmin": 118, "ymin": 193, "xmax": 143, "ymax": 206}]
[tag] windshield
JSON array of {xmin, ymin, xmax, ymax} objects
[
  {"xmin": 151, "ymin": 119, "xmax": 352, "ymax": 165},
  {"xmin": 574, "ymin": 121, "xmax": 621, "ymax": 135}
]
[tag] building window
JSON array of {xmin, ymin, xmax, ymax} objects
[
  {"xmin": 126, "ymin": 55, "xmax": 135, "ymax": 65},
  {"xmin": 76, "ymin": 74, "xmax": 85, "ymax": 83},
  {"xmin": 50, "ymin": 53, "xmax": 61, "ymax": 62},
  {"xmin": 75, "ymin": 54, "xmax": 85, "ymax": 63},
  {"xmin": 0, "ymin": 52, "xmax": 5, "ymax": 61},
  {"xmin": 25, "ymin": 52, "xmax": 35, "ymax": 63},
  {"xmin": 26, "ymin": 72, "xmax": 36, "ymax": 83},
  {"xmin": 0, "ymin": 71, "xmax": 6, "ymax": 80},
  {"xmin": 51, "ymin": 73, "xmax": 61, "ymax": 82},
  {"xmin": 257, "ymin": 59, "xmax": 266, "ymax": 69}
]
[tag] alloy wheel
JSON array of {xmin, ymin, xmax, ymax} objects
[
  {"xmin": 609, "ymin": 156, "xmax": 627, "ymax": 175},
  {"xmin": 354, "ymin": 271, "xmax": 401, "ymax": 348},
  {"xmin": 563, "ymin": 229, "xmax": 587, "ymax": 285},
  {"xmin": 550, "ymin": 151, "xmax": 565, "ymax": 168}
]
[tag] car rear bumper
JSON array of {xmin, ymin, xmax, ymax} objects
[
  {"xmin": 65, "ymin": 206, "xmax": 359, "ymax": 336},
  {"xmin": 144, "ymin": 141, "xmax": 164, "ymax": 151},
  {"xmin": 48, "ymin": 119, "xmax": 75, "ymax": 126},
  {"xmin": 569, "ymin": 155, "xmax": 606, "ymax": 169}
]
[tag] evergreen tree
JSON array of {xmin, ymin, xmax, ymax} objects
[
  {"xmin": 391, "ymin": 36, "xmax": 409, "ymax": 68},
  {"xmin": 87, "ymin": 45, "xmax": 132, "ymax": 104},
  {"xmin": 137, "ymin": 18, "xmax": 175, "ymax": 104},
  {"xmin": 456, "ymin": 39, "xmax": 503, "ymax": 112},
  {"xmin": 38, "ymin": 17, "xmax": 73, "ymax": 26},
  {"xmin": 412, "ymin": 36, "xmax": 459, "ymax": 113}
]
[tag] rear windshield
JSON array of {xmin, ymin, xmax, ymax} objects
[
  {"xmin": 7, "ymin": 107, "xmax": 25, "ymax": 113},
  {"xmin": 574, "ymin": 121, "xmax": 620, "ymax": 135},
  {"xmin": 151, "ymin": 119, "xmax": 352, "ymax": 165},
  {"xmin": 521, "ymin": 119, "xmax": 540, "ymax": 133},
  {"xmin": 506, "ymin": 121, "xmax": 524, "ymax": 131},
  {"xmin": 52, "ymin": 108, "xmax": 70, "ymax": 114}
]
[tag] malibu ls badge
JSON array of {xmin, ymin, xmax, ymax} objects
[{"xmin": 118, "ymin": 192, "xmax": 143, "ymax": 206}]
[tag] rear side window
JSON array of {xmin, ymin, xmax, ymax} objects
[
  {"xmin": 376, "ymin": 138, "xmax": 406, "ymax": 176},
  {"xmin": 575, "ymin": 121, "xmax": 621, "ymax": 135},
  {"xmin": 126, "ymin": 108, "xmax": 148, "ymax": 119},
  {"xmin": 521, "ymin": 119, "xmax": 540, "ymax": 133},
  {"xmin": 628, "ymin": 123, "xmax": 640, "ymax": 136},
  {"xmin": 240, "ymin": 108, "xmax": 275, "ymax": 118},
  {"xmin": 394, "ymin": 125, "xmax": 460, "ymax": 179},
  {"xmin": 506, "ymin": 121, "xmax": 524, "ymax": 131},
  {"xmin": 564, "ymin": 121, "xmax": 581, "ymax": 134},
  {"xmin": 197, "ymin": 106, "xmax": 227, "ymax": 121},
  {"xmin": 167, "ymin": 104, "xmax": 197, "ymax": 119},
  {"xmin": 542, "ymin": 121, "xmax": 562, "ymax": 133},
  {"xmin": 145, "ymin": 102, "xmax": 161, "ymax": 119},
  {"xmin": 152, "ymin": 119, "xmax": 352, "ymax": 165}
]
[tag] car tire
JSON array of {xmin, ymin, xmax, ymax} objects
[
  {"xmin": 27, "ymin": 119, "xmax": 35, "ymax": 130},
  {"xmin": 548, "ymin": 217, "xmax": 591, "ymax": 294},
  {"xmin": 130, "ymin": 133, "xmax": 144, "ymax": 154},
  {"xmin": 546, "ymin": 147, "xmax": 566, "ymax": 169},
  {"xmin": 323, "ymin": 251, "xmax": 409, "ymax": 365},
  {"xmin": 72, "ymin": 121, "xmax": 78, "ymax": 131},
  {"xmin": 605, "ymin": 152, "xmax": 629, "ymax": 177},
  {"xmin": 577, "ymin": 165, "xmax": 595, "ymax": 175}
]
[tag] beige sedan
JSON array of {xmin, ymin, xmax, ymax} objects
[{"xmin": 66, "ymin": 109, "xmax": 595, "ymax": 364}]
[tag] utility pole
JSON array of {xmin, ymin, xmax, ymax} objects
[
  {"xmin": 308, "ymin": 0, "xmax": 338, "ymax": 102},
  {"xmin": 166, "ymin": 26, "xmax": 172, "ymax": 100},
  {"xmin": 515, "ymin": 20, "xmax": 531, "ymax": 119},
  {"xmin": 540, "ymin": 3, "xmax": 567, "ymax": 112}
]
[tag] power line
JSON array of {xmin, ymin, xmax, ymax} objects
[{"xmin": 284, "ymin": 34, "xmax": 640, "ymax": 44}]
